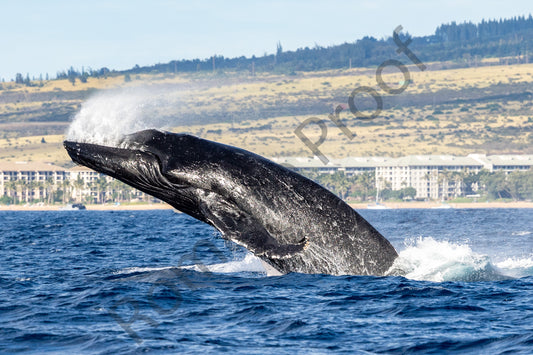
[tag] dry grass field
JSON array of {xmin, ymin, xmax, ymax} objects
[{"xmin": 0, "ymin": 59, "xmax": 532, "ymax": 166}]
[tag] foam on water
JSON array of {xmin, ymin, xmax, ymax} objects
[
  {"xmin": 115, "ymin": 254, "xmax": 267, "ymax": 277},
  {"xmin": 182, "ymin": 253, "xmax": 267, "ymax": 274},
  {"xmin": 116, "ymin": 239, "xmax": 532, "ymax": 282},
  {"xmin": 66, "ymin": 88, "xmax": 174, "ymax": 146},
  {"xmin": 387, "ymin": 237, "xmax": 529, "ymax": 282},
  {"xmin": 496, "ymin": 257, "xmax": 533, "ymax": 278},
  {"xmin": 114, "ymin": 265, "xmax": 176, "ymax": 275}
]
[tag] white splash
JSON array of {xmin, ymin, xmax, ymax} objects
[
  {"xmin": 496, "ymin": 257, "xmax": 533, "ymax": 269},
  {"xmin": 387, "ymin": 237, "xmax": 519, "ymax": 282},
  {"xmin": 115, "ymin": 254, "xmax": 268, "ymax": 276},
  {"xmin": 114, "ymin": 238, "xmax": 531, "ymax": 282},
  {"xmin": 495, "ymin": 257, "xmax": 533, "ymax": 278},
  {"xmin": 66, "ymin": 88, "xmax": 174, "ymax": 147},
  {"xmin": 182, "ymin": 253, "xmax": 267, "ymax": 274},
  {"xmin": 113, "ymin": 265, "xmax": 176, "ymax": 275}
]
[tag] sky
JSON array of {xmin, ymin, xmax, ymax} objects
[{"xmin": 1, "ymin": 0, "xmax": 532, "ymax": 81}]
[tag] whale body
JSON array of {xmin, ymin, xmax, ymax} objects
[{"xmin": 64, "ymin": 129, "xmax": 398, "ymax": 275}]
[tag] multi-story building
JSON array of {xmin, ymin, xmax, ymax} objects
[
  {"xmin": 273, "ymin": 154, "xmax": 533, "ymax": 200},
  {"xmin": 1, "ymin": 154, "xmax": 532, "ymax": 203},
  {"xmin": 274, "ymin": 156, "xmax": 386, "ymax": 176},
  {"xmin": 0, "ymin": 162, "xmax": 68, "ymax": 202},
  {"xmin": 67, "ymin": 166, "xmax": 110, "ymax": 203},
  {"xmin": 485, "ymin": 155, "xmax": 533, "ymax": 173},
  {"xmin": 0, "ymin": 162, "xmax": 146, "ymax": 204},
  {"xmin": 374, "ymin": 155, "xmax": 488, "ymax": 199}
]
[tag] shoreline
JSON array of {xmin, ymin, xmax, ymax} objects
[
  {"xmin": 0, "ymin": 201, "xmax": 532, "ymax": 211},
  {"xmin": 349, "ymin": 201, "xmax": 533, "ymax": 209},
  {"xmin": 0, "ymin": 204, "xmax": 174, "ymax": 211}
]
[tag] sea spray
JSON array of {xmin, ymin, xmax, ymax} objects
[
  {"xmin": 112, "ymin": 254, "xmax": 267, "ymax": 279},
  {"xmin": 496, "ymin": 256, "xmax": 533, "ymax": 278},
  {"xmin": 183, "ymin": 253, "xmax": 267, "ymax": 274},
  {"xmin": 66, "ymin": 88, "xmax": 176, "ymax": 146},
  {"xmin": 387, "ymin": 237, "xmax": 509, "ymax": 282}
]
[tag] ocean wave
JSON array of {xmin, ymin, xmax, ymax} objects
[
  {"xmin": 113, "ymin": 265, "xmax": 176, "ymax": 275},
  {"xmin": 114, "ymin": 239, "xmax": 531, "ymax": 282},
  {"xmin": 496, "ymin": 257, "xmax": 533, "ymax": 278},
  {"xmin": 181, "ymin": 253, "xmax": 267, "ymax": 274},
  {"xmin": 114, "ymin": 254, "xmax": 267, "ymax": 278},
  {"xmin": 386, "ymin": 237, "xmax": 527, "ymax": 282}
]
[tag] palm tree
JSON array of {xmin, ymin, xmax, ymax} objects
[
  {"xmin": 109, "ymin": 179, "xmax": 127, "ymax": 203},
  {"xmin": 449, "ymin": 171, "xmax": 464, "ymax": 198},
  {"xmin": 44, "ymin": 177, "xmax": 55, "ymax": 205},
  {"xmin": 4, "ymin": 180, "xmax": 17, "ymax": 203},
  {"xmin": 34, "ymin": 181, "xmax": 44, "ymax": 202},
  {"xmin": 95, "ymin": 176, "xmax": 108, "ymax": 204},
  {"xmin": 123, "ymin": 183, "xmax": 135, "ymax": 202},
  {"xmin": 426, "ymin": 170, "xmax": 439, "ymax": 200},
  {"xmin": 61, "ymin": 180, "xmax": 71, "ymax": 204},
  {"xmin": 73, "ymin": 176, "xmax": 85, "ymax": 203},
  {"xmin": 18, "ymin": 179, "xmax": 30, "ymax": 203},
  {"xmin": 27, "ymin": 180, "xmax": 36, "ymax": 202}
]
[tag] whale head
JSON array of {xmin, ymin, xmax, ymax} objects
[{"xmin": 64, "ymin": 129, "xmax": 310, "ymax": 260}]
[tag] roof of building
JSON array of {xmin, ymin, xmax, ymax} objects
[
  {"xmin": 376, "ymin": 155, "xmax": 486, "ymax": 167},
  {"xmin": 270, "ymin": 154, "xmax": 533, "ymax": 169},
  {"xmin": 68, "ymin": 165, "xmax": 98, "ymax": 172},
  {"xmin": 486, "ymin": 155, "xmax": 533, "ymax": 166},
  {"xmin": 0, "ymin": 161, "xmax": 66, "ymax": 172},
  {"xmin": 2, "ymin": 154, "xmax": 531, "ymax": 174},
  {"xmin": 336, "ymin": 157, "xmax": 389, "ymax": 168},
  {"xmin": 271, "ymin": 156, "xmax": 341, "ymax": 168}
]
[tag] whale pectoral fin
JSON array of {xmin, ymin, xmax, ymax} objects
[
  {"xmin": 217, "ymin": 215, "xmax": 309, "ymax": 260},
  {"xmin": 200, "ymin": 197, "xmax": 308, "ymax": 259}
]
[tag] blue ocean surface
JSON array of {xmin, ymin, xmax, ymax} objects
[{"xmin": 0, "ymin": 208, "xmax": 531, "ymax": 354}]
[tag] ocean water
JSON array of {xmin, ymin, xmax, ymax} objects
[{"xmin": 0, "ymin": 208, "xmax": 531, "ymax": 354}]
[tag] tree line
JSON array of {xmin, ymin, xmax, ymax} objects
[
  {"xmin": 0, "ymin": 177, "xmax": 146, "ymax": 205},
  {"xmin": 11, "ymin": 14, "xmax": 533, "ymax": 85},
  {"xmin": 126, "ymin": 15, "xmax": 533, "ymax": 75},
  {"xmin": 299, "ymin": 168, "xmax": 533, "ymax": 202},
  {"xmin": 1, "ymin": 168, "xmax": 531, "ymax": 205}
]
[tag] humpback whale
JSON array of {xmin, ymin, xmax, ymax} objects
[{"xmin": 64, "ymin": 129, "xmax": 398, "ymax": 276}]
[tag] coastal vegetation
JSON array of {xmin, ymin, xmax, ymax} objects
[
  {"xmin": 0, "ymin": 177, "xmax": 144, "ymax": 206},
  {"xmin": 304, "ymin": 169, "xmax": 533, "ymax": 202},
  {"xmin": 0, "ymin": 15, "xmax": 532, "ymax": 204},
  {"xmin": 1, "ymin": 168, "xmax": 531, "ymax": 206}
]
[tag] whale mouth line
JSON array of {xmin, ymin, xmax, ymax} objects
[{"xmin": 64, "ymin": 139, "xmax": 186, "ymax": 192}]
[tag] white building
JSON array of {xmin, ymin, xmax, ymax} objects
[
  {"xmin": 1, "ymin": 154, "xmax": 532, "ymax": 203},
  {"xmin": 0, "ymin": 163, "xmax": 148, "ymax": 204},
  {"xmin": 0, "ymin": 162, "xmax": 68, "ymax": 202},
  {"xmin": 485, "ymin": 155, "xmax": 533, "ymax": 173},
  {"xmin": 273, "ymin": 156, "xmax": 385, "ymax": 176},
  {"xmin": 273, "ymin": 154, "xmax": 533, "ymax": 200},
  {"xmin": 67, "ymin": 166, "xmax": 110, "ymax": 203},
  {"xmin": 373, "ymin": 155, "xmax": 488, "ymax": 199}
]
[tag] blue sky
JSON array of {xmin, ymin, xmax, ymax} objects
[{"xmin": 1, "ymin": 0, "xmax": 532, "ymax": 81}]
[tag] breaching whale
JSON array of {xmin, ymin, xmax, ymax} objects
[{"xmin": 64, "ymin": 129, "xmax": 398, "ymax": 276}]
